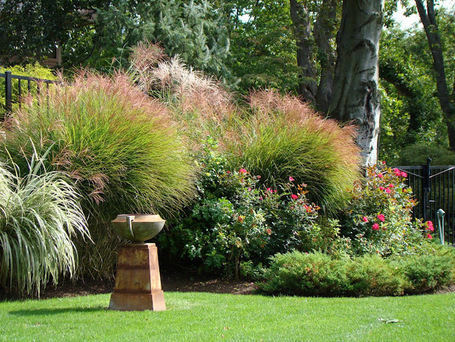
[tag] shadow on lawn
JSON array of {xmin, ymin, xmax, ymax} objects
[{"xmin": 9, "ymin": 306, "xmax": 107, "ymax": 316}]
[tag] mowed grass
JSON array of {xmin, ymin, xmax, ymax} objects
[{"xmin": 0, "ymin": 291, "xmax": 453, "ymax": 342}]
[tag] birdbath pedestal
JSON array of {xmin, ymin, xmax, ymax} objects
[{"xmin": 109, "ymin": 215, "xmax": 166, "ymax": 311}]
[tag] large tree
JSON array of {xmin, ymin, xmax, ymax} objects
[
  {"xmin": 329, "ymin": 0, "xmax": 385, "ymax": 166},
  {"xmin": 414, "ymin": 0, "xmax": 455, "ymax": 150}
]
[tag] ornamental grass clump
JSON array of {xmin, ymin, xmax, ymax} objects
[
  {"xmin": 223, "ymin": 90, "xmax": 361, "ymax": 214},
  {"xmin": 1, "ymin": 71, "xmax": 196, "ymax": 278},
  {"xmin": 0, "ymin": 152, "xmax": 89, "ymax": 297}
]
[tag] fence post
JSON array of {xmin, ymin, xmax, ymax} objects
[
  {"xmin": 423, "ymin": 157, "xmax": 432, "ymax": 222},
  {"xmin": 5, "ymin": 71, "xmax": 13, "ymax": 113}
]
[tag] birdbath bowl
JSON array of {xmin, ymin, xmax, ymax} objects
[{"xmin": 111, "ymin": 214, "xmax": 165, "ymax": 243}]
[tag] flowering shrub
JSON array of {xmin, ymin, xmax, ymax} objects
[
  {"xmin": 341, "ymin": 163, "xmax": 430, "ymax": 256},
  {"xmin": 160, "ymin": 140, "xmax": 342, "ymax": 278}
]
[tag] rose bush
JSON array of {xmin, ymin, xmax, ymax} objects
[{"xmin": 341, "ymin": 163, "xmax": 431, "ymax": 256}]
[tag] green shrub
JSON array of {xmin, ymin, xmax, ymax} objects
[
  {"xmin": 1, "ymin": 71, "xmax": 197, "ymax": 279},
  {"xmin": 259, "ymin": 250, "xmax": 454, "ymax": 297},
  {"xmin": 258, "ymin": 251, "xmax": 351, "ymax": 296},
  {"xmin": 392, "ymin": 246, "xmax": 455, "ymax": 294},
  {"xmin": 347, "ymin": 255, "xmax": 408, "ymax": 297},
  {"xmin": 0, "ymin": 151, "xmax": 89, "ymax": 297},
  {"xmin": 223, "ymin": 91, "xmax": 361, "ymax": 214},
  {"xmin": 159, "ymin": 141, "xmax": 345, "ymax": 278},
  {"xmin": 340, "ymin": 163, "xmax": 430, "ymax": 256},
  {"xmin": 398, "ymin": 144, "xmax": 455, "ymax": 166}
]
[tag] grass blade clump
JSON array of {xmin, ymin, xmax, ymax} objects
[
  {"xmin": 1, "ymin": 71, "xmax": 197, "ymax": 279},
  {"xmin": 224, "ymin": 91, "xmax": 361, "ymax": 214},
  {"xmin": 0, "ymin": 152, "xmax": 89, "ymax": 297}
]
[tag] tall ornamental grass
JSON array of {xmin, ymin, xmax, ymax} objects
[
  {"xmin": 1, "ymin": 71, "xmax": 196, "ymax": 219},
  {"xmin": 1, "ymin": 71, "xmax": 196, "ymax": 279},
  {"xmin": 223, "ymin": 91, "xmax": 361, "ymax": 214},
  {"xmin": 0, "ymin": 152, "xmax": 89, "ymax": 297}
]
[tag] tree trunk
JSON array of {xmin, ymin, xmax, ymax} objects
[
  {"xmin": 289, "ymin": 0, "xmax": 317, "ymax": 103},
  {"xmin": 329, "ymin": 0, "xmax": 384, "ymax": 166},
  {"xmin": 415, "ymin": 0, "xmax": 455, "ymax": 150},
  {"xmin": 314, "ymin": 0, "xmax": 338, "ymax": 113}
]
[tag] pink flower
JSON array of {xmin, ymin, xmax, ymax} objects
[
  {"xmin": 291, "ymin": 194, "xmax": 298, "ymax": 200},
  {"xmin": 388, "ymin": 184, "xmax": 394, "ymax": 188},
  {"xmin": 259, "ymin": 196, "xmax": 263, "ymax": 200},
  {"xmin": 385, "ymin": 188, "xmax": 391, "ymax": 194},
  {"xmin": 377, "ymin": 173, "xmax": 384, "ymax": 179},
  {"xmin": 379, "ymin": 186, "xmax": 385, "ymax": 191},
  {"xmin": 257, "ymin": 175, "xmax": 261, "ymax": 179},
  {"xmin": 266, "ymin": 187, "xmax": 272, "ymax": 193},
  {"xmin": 427, "ymin": 233, "xmax": 433, "ymax": 239},
  {"xmin": 377, "ymin": 214, "xmax": 385, "ymax": 222},
  {"xmin": 362, "ymin": 216, "xmax": 369, "ymax": 222},
  {"xmin": 393, "ymin": 168, "xmax": 401, "ymax": 176},
  {"xmin": 289, "ymin": 176, "xmax": 295, "ymax": 182},
  {"xmin": 227, "ymin": 171, "xmax": 231, "ymax": 174},
  {"xmin": 239, "ymin": 168, "xmax": 247, "ymax": 174},
  {"xmin": 426, "ymin": 221, "xmax": 435, "ymax": 232},
  {"xmin": 401, "ymin": 171, "xmax": 408, "ymax": 178},
  {"xmin": 248, "ymin": 188, "xmax": 252, "ymax": 191},
  {"xmin": 372, "ymin": 223, "xmax": 380, "ymax": 231},
  {"xmin": 382, "ymin": 161, "xmax": 386, "ymax": 165}
]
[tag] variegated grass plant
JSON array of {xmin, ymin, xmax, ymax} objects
[{"xmin": 0, "ymin": 149, "xmax": 89, "ymax": 297}]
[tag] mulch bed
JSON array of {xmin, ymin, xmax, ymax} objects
[{"xmin": 37, "ymin": 272, "xmax": 258, "ymax": 299}]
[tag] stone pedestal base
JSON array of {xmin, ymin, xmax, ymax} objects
[{"xmin": 109, "ymin": 243, "xmax": 166, "ymax": 311}]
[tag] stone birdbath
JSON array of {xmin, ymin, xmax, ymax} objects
[{"xmin": 109, "ymin": 214, "xmax": 166, "ymax": 311}]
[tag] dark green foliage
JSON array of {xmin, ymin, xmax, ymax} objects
[{"xmin": 93, "ymin": 0, "xmax": 232, "ymax": 79}]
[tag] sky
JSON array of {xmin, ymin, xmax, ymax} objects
[{"xmin": 393, "ymin": 0, "xmax": 455, "ymax": 30}]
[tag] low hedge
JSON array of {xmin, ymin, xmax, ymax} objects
[{"xmin": 258, "ymin": 247, "xmax": 455, "ymax": 297}]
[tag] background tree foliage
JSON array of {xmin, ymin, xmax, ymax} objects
[{"xmin": 1, "ymin": 0, "xmax": 455, "ymax": 162}]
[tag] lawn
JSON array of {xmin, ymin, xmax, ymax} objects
[{"xmin": 0, "ymin": 291, "xmax": 453, "ymax": 341}]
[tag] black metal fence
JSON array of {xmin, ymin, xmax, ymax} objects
[
  {"xmin": 0, "ymin": 70, "xmax": 57, "ymax": 118},
  {"xmin": 394, "ymin": 159, "xmax": 455, "ymax": 245}
]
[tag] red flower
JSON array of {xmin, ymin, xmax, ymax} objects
[
  {"xmin": 393, "ymin": 168, "xmax": 401, "ymax": 176},
  {"xmin": 266, "ymin": 228, "xmax": 272, "ymax": 235},
  {"xmin": 239, "ymin": 168, "xmax": 247, "ymax": 174},
  {"xmin": 377, "ymin": 214, "xmax": 385, "ymax": 222},
  {"xmin": 362, "ymin": 216, "xmax": 369, "ymax": 222},
  {"xmin": 291, "ymin": 194, "xmax": 298, "ymax": 200},
  {"xmin": 379, "ymin": 186, "xmax": 385, "ymax": 191},
  {"xmin": 427, "ymin": 233, "xmax": 433, "ymax": 239},
  {"xmin": 372, "ymin": 223, "xmax": 380, "ymax": 231},
  {"xmin": 377, "ymin": 173, "xmax": 384, "ymax": 179}
]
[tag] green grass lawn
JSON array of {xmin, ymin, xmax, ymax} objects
[{"xmin": 0, "ymin": 291, "xmax": 453, "ymax": 341}]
